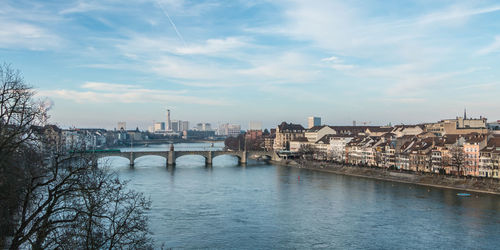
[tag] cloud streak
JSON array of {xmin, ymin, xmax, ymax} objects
[{"xmin": 39, "ymin": 82, "xmax": 227, "ymax": 105}]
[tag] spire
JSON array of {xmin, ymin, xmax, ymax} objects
[{"xmin": 464, "ymin": 108, "xmax": 467, "ymax": 120}]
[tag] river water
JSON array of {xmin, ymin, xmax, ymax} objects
[{"xmin": 101, "ymin": 143, "xmax": 500, "ymax": 249}]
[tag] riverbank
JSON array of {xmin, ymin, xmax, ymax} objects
[{"xmin": 282, "ymin": 160, "xmax": 500, "ymax": 195}]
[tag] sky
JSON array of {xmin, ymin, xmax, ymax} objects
[{"xmin": 1, "ymin": 0, "xmax": 500, "ymax": 130}]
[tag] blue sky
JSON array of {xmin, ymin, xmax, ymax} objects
[{"xmin": 1, "ymin": 0, "xmax": 500, "ymax": 129}]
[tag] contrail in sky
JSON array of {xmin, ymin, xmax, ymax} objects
[{"xmin": 155, "ymin": 0, "xmax": 186, "ymax": 47}]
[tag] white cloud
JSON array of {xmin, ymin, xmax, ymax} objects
[
  {"xmin": 330, "ymin": 64, "xmax": 355, "ymax": 71},
  {"xmin": 38, "ymin": 82, "xmax": 226, "ymax": 105},
  {"xmin": 237, "ymin": 52, "xmax": 319, "ymax": 84},
  {"xmin": 59, "ymin": 1, "xmax": 106, "ymax": 15},
  {"xmin": 0, "ymin": 20, "xmax": 62, "ymax": 50},
  {"xmin": 321, "ymin": 56, "xmax": 340, "ymax": 62},
  {"xmin": 81, "ymin": 82, "xmax": 142, "ymax": 91},
  {"xmin": 321, "ymin": 55, "xmax": 355, "ymax": 71},
  {"xmin": 176, "ymin": 37, "xmax": 249, "ymax": 55},
  {"xmin": 417, "ymin": 5, "xmax": 500, "ymax": 25},
  {"xmin": 478, "ymin": 36, "xmax": 500, "ymax": 55}
]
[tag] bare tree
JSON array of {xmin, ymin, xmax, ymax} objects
[
  {"xmin": 1, "ymin": 63, "xmax": 47, "ymax": 247},
  {"xmin": 8, "ymin": 154, "xmax": 152, "ymax": 249},
  {"xmin": 450, "ymin": 146, "xmax": 465, "ymax": 176},
  {"xmin": 1, "ymin": 64, "xmax": 153, "ymax": 249},
  {"xmin": 298, "ymin": 144, "xmax": 315, "ymax": 165}
]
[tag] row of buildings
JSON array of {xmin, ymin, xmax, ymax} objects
[
  {"xmin": 36, "ymin": 126, "xmax": 149, "ymax": 151},
  {"xmin": 268, "ymin": 115, "xmax": 500, "ymax": 178}
]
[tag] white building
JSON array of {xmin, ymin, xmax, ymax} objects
[
  {"xmin": 328, "ymin": 135, "xmax": 354, "ymax": 162},
  {"xmin": 218, "ymin": 123, "xmax": 241, "ymax": 137},
  {"xmin": 166, "ymin": 109, "xmax": 171, "ymax": 131},
  {"xmin": 117, "ymin": 121, "xmax": 126, "ymax": 130},
  {"xmin": 154, "ymin": 122, "xmax": 165, "ymax": 132},
  {"xmin": 249, "ymin": 121, "xmax": 262, "ymax": 131},
  {"xmin": 305, "ymin": 126, "xmax": 336, "ymax": 142}
]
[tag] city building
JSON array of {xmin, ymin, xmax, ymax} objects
[
  {"xmin": 166, "ymin": 109, "xmax": 171, "ymax": 131},
  {"xmin": 181, "ymin": 121, "xmax": 189, "ymax": 131},
  {"xmin": 328, "ymin": 135, "xmax": 354, "ymax": 162},
  {"xmin": 245, "ymin": 130, "xmax": 263, "ymax": 141},
  {"xmin": 391, "ymin": 125, "xmax": 425, "ymax": 137},
  {"xmin": 154, "ymin": 122, "xmax": 165, "ymax": 132},
  {"xmin": 196, "ymin": 123, "xmax": 212, "ymax": 131},
  {"xmin": 479, "ymin": 137, "xmax": 500, "ymax": 178},
  {"xmin": 273, "ymin": 122, "xmax": 305, "ymax": 150},
  {"xmin": 218, "ymin": 123, "xmax": 241, "ymax": 137},
  {"xmin": 171, "ymin": 120, "xmax": 180, "ymax": 132},
  {"xmin": 203, "ymin": 123, "xmax": 211, "ymax": 131},
  {"xmin": 425, "ymin": 114, "xmax": 488, "ymax": 136},
  {"xmin": 249, "ymin": 121, "xmax": 262, "ymax": 131},
  {"xmin": 308, "ymin": 116, "xmax": 321, "ymax": 129},
  {"xmin": 305, "ymin": 126, "xmax": 336, "ymax": 142},
  {"xmin": 264, "ymin": 134, "xmax": 275, "ymax": 151},
  {"xmin": 117, "ymin": 121, "xmax": 126, "ymax": 130}
]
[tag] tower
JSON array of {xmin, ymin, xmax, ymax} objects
[
  {"xmin": 308, "ymin": 116, "xmax": 321, "ymax": 129},
  {"xmin": 464, "ymin": 108, "xmax": 467, "ymax": 120},
  {"xmin": 166, "ymin": 109, "xmax": 171, "ymax": 131}
]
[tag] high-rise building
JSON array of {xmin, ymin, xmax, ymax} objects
[
  {"xmin": 196, "ymin": 123, "xmax": 203, "ymax": 131},
  {"xmin": 195, "ymin": 122, "xmax": 212, "ymax": 131},
  {"xmin": 181, "ymin": 121, "xmax": 189, "ymax": 131},
  {"xmin": 171, "ymin": 120, "xmax": 180, "ymax": 132},
  {"xmin": 308, "ymin": 116, "xmax": 321, "ymax": 129},
  {"xmin": 117, "ymin": 121, "xmax": 126, "ymax": 130},
  {"xmin": 249, "ymin": 121, "xmax": 262, "ymax": 131},
  {"xmin": 203, "ymin": 123, "xmax": 211, "ymax": 131},
  {"xmin": 218, "ymin": 123, "xmax": 241, "ymax": 137},
  {"xmin": 166, "ymin": 109, "xmax": 171, "ymax": 131},
  {"xmin": 154, "ymin": 122, "xmax": 165, "ymax": 132}
]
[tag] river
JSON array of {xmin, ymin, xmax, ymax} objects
[{"xmin": 101, "ymin": 143, "xmax": 500, "ymax": 249}]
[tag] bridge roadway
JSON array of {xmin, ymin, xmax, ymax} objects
[{"xmin": 92, "ymin": 149, "xmax": 278, "ymax": 167}]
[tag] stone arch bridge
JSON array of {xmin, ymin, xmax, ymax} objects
[{"xmin": 92, "ymin": 150, "xmax": 278, "ymax": 167}]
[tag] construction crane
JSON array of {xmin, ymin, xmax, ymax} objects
[{"xmin": 354, "ymin": 121, "xmax": 371, "ymax": 126}]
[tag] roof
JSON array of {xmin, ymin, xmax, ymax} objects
[
  {"xmin": 278, "ymin": 122, "xmax": 305, "ymax": 132},
  {"xmin": 316, "ymin": 134, "xmax": 339, "ymax": 144},
  {"xmin": 307, "ymin": 125, "xmax": 327, "ymax": 132},
  {"xmin": 366, "ymin": 127, "xmax": 393, "ymax": 133},
  {"xmin": 328, "ymin": 126, "xmax": 373, "ymax": 135}
]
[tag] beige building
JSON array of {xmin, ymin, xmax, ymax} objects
[
  {"xmin": 273, "ymin": 122, "xmax": 305, "ymax": 150},
  {"xmin": 391, "ymin": 125, "xmax": 424, "ymax": 137},
  {"xmin": 425, "ymin": 116, "xmax": 488, "ymax": 136},
  {"xmin": 305, "ymin": 126, "xmax": 336, "ymax": 142},
  {"xmin": 479, "ymin": 137, "xmax": 500, "ymax": 178}
]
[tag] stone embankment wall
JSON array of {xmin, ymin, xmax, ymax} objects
[{"xmin": 290, "ymin": 161, "xmax": 500, "ymax": 195}]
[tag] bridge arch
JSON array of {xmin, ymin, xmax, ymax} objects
[
  {"xmin": 174, "ymin": 154, "xmax": 208, "ymax": 167},
  {"xmin": 212, "ymin": 154, "xmax": 241, "ymax": 166},
  {"xmin": 133, "ymin": 154, "xmax": 168, "ymax": 167},
  {"xmin": 96, "ymin": 155, "xmax": 131, "ymax": 168}
]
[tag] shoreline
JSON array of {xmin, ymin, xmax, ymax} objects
[{"xmin": 276, "ymin": 161, "xmax": 500, "ymax": 196}]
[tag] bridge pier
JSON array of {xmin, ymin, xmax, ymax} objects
[
  {"xmin": 129, "ymin": 152, "xmax": 135, "ymax": 168},
  {"xmin": 239, "ymin": 151, "xmax": 247, "ymax": 165},
  {"xmin": 167, "ymin": 150, "xmax": 175, "ymax": 167},
  {"xmin": 206, "ymin": 151, "xmax": 213, "ymax": 167}
]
